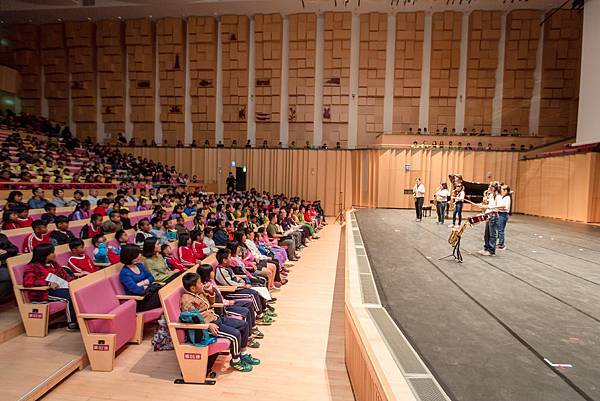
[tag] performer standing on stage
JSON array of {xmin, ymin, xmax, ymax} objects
[
  {"xmin": 413, "ymin": 178, "xmax": 426, "ymax": 222},
  {"xmin": 478, "ymin": 182, "xmax": 501, "ymax": 256},
  {"xmin": 451, "ymin": 184, "xmax": 465, "ymax": 228},
  {"xmin": 434, "ymin": 183, "xmax": 450, "ymax": 225},
  {"xmin": 496, "ymin": 185, "xmax": 511, "ymax": 250}
]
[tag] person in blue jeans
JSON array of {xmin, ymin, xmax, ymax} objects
[
  {"xmin": 496, "ymin": 185, "xmax": 511, "ymax": 250},
  {"xmin": 434, "ymin": 183, "xmax": 450, "ymax": 224},
  {"xmin": 479, "ymin": 182, "xmax": 501, "ymax": 256},
  {"xmin": 451, "ymin": 184, "xmax": 465, "ymax": 227}
]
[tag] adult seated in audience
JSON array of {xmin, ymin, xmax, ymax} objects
[
  {"xmin": 49, "ymin": 215, "xmax": 76, "ymax": 246},
  {"xmin": 181, "ymin": 272, "xmax": 260, "ymax": 373},
  {"xmin": 86, "ymin": 189, "xmax": 100, "ymax": 207},
  {"xmin": 142, "ymin": 237, "xmax": 180, "ymax": 283},
  {"xmin": 51, "ymin": 189, "xmax": 75, "ymax": 208},
  {"xmin": 266, "ymin": 213, "xmax": 299, "ymax": 261},
  {"xmin": 23, "ymin": 220, "xmax": 51, "ymax": 253},
  {"xmin": 23, "ymin": 243, "xmax": 77, "ymax": 330},
  {"xmin": 27, "ymin": 187, "xmax": 48, "ymax": 210},
  {"xmin": 118, "ymin": 244, "xmax": 163, "ymax": 312}
]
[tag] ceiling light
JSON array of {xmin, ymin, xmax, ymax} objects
[
  {"xmin": 57, "ymin": 18, "xmax": 63, "ymax": 22},
  {"xmin": 117, "ymin": 16, "xmax": 122, "ymax": 20}
]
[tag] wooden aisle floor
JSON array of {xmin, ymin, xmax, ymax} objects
[{"xmin": 43, "ymin": 223, "xmax": 355, "ymax": 401}]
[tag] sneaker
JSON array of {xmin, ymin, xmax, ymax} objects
[
  {"xmin": 257, "ymin": 315, "xmax": 273, "ymax": 325},
  {"xmin": 248, "ymin": 338, "xmax": 261, "ymax": 348},
  {"xmin": 497, "ymin": 245, "xmax": 506, "ymax": 251},
  {"xmin": 448, "ymin": 224, "xmax": 455, "ymax": 228},
  {"xmin": 265, "ymin": 309, "xmax": 278, "ymax": 318},
  {"xmin": 66, "ymin": 323, "xmax": 79, "ymax": 332},
  {"xmin": 241, "ymin": 354, "xmax": 261, "ymax": 366},
  {"xmin": 251, "ymin": 328, "xmax": 264, "ymax": 339},
  {"xmin": 230, "ymin": 358, "xmax": 253, "ymax": 372},
  {"xmin": 478, "ymin": 250, "xmax": 491, "ymax": 256}
]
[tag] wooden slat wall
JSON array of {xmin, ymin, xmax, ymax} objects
[
  {"xmin": 429, "ymin": 11, "xmax": 462, "ymax": 132},
  {"xmin": 357, "ymin": 13, "xmax": 386, "ymax": 147},
  {"xmin": 254, "ymin": 14, "xmax": 282, "ymax": 146},
  {"xmin": 393, "ymin": 12, "xmax": 424, "ymax": 133},
  {"xmin": 41, "ymin": 23, "xmax": 69, "ymax": 124},
  {"xmin": 538, "ymin": 10, "xmax": 582, "ymax": 137},
  {"xmin": 502, "ymin": 10, "xmax": 541, "ymax": 134},
  {"xmin": 465, "ymin": 11, "xmax": 502, "ymax": 133},
  {"xmin": 96, "ymin": 20, "xmax": 125, "ymax": 136},
  {"xmin": 188, "ymin": 16, "xmax": 217, "ymax": 144},
  {"xmin": 12, "ymin": 24, "xmax": 41, "ymax": 115},
  {"xmin": 221, "ymin": 15, "xmax": 249, "ymax": 146},
  {"xmin": 66, "ymin": 21, "xmax": 97, "ymax": 139},
  {"xmin": 288, "ymin": 13, "xmax": 316, "ymax": 148},
  {"xmin": 125, "ymin": 18, "xmax": 155, "ymax": 141},
  {"xmin": 157, "ymin": 17, "xmax": 185, "ymax": 143},
  {"xmin": 515, "ymin": 153, "xmax": 599, "ymax": 222},
  {"xmin": 323, "ymin": 12, "xmax": 352, "ymax": 146}
]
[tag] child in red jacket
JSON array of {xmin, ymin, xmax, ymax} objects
[
  {"xmin": 66, "ymin": 239, "xmax": 98, "ymax": 277},
  {"xmin": 22, "ymin": 220, "xmax": 51, "ymax": 253}
]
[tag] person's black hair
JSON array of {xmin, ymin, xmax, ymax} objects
[
  {"xmin": 29, "ymin": 243, "xmax": 55, "ymax": 265},
  {"xmin": 44, "ymin": 202, "xmax": 56, "ymax": 212},
  {"xmin": 244, "ymin": 228, "xmax": 254, "ymax": 236},
  {"xmin": 54, "ymin": 215, "xmax": 69, "ymax": 225},
  {"xmin": 214, "ymin": 218, "xmax": 223, "ymax": 227},
  {"xmin": 190, "ymin": 229, "xmax": 203, "ymax": 242},
  {"xmin": 178, "ymin": 232, "xmax": 190, "ymax": 247},
  {"xmin": 2, "ymin": 209, "xmax": 15, "ymax": 224},
  {"xmin": 142, "ymin": 237, "xmax": 159, "ymax": 258},
  {"xmin": 7, "ymin": 190, "xmax": 23, "ymax": 203},
  {"xmin": 90, "ymin": 213, "xmax": 102, "ymax": 223},
  {"xmin": 120, "ymin": 244, "xmax": 141, "ymax": 265},
  {"xmin": 91, "ymin": 233, "xmax": 105, "ymax": 246},
  {"xmin": 69, "ymin": 238, "xmax": 84, "ymax": 250},
  {"xmin": 182, "ymin": 272, "xmax": 201, "ymax": 291},
  {"xmin": 197, "ymin": 264, "xmax": 213, "ymax": 283},
  {"xmin": 137, "ymin": 218, "xmax": 150, "ymax": 230},
  {"xmin": 226, "ymin": 240, "xmax": 239, "ymax": 255},
  {"xmin": 115, "ymin": 229, "xmax": 127, "ymax": 242},
  {"xmin": 257, "ymin": 226, "xmax": 265, "ymax": 234},
  {"xmin": 108, "ymin": 210, "xmax": 120, "ymax": 218},
  {"xmin": 233, "ymin": 231, "xmax": 246, "ymax": 245},
  {"xmin": 160, "ymin": 243, "xmax": 171, "ymax": 253},
  {"xmin": 216, "ymin": 248, "xmax": 231, "ymax": 264},
  {"xmin": 203, "ymin": 227, "xmax": 213, "ymax": 235},
  {"xmin": 31, "ymin": 219, "xmax": 46, "ymax": 230}
]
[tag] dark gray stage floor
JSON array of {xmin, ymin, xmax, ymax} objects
[{"xmin": 355, "ymin": 209, "xmax": 600, "ymax": 401}]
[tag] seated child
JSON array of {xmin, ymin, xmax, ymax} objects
[
  {"xmin": 49, "ymin": 215, "xmax": 76, "ymax": 246},
  {"xmin": 191, "ymin": 230, "xmax": 208, "ymax": 260},
  {"xmin": 120, "ymin": 208, "xmax": 133, "ymax": 230},
  {"xmin": 177, "ymin": 233, "xmax": 198, "ymax": 268},
  {"xmin": 15, "ymin": 204, "xmax": 33, "ymax": 228},
  {"xmin": 80, "ymin": 213, "xmax": 103, "ymax": 239},
  {"xmin": 203, "ymin": 227, "xmax": 219, "ymax": 254},
  {"xmin": 92, "ymin": 234, "xmax": 117, "ymax": 268},
  {"xmin": 23, "ymin": 220, "xmax": 51, "ymax": 253},
  {"xmin": 67, "ymin": 239, "xmax": 98, "ymax": 277},
  {"xmin": 164, "ymin": 218, "xmax": 178, "ymax": 242},
  {"xmin": 161, "ymin": 243, "xmax": 186, "ymax": 271},
  {"xmin": 180, "ymin": 272, "xmax": 260, "ymax": 372},
  {"xmin": 41, "ymin": 203, "xmax": 57, "ymax": 224}
]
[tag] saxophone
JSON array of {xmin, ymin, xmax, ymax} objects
[{"xmin": 448, "ymin": 222, "xmax": 468, "ymax": 246}]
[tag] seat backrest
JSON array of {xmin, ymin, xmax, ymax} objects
[
  {"xmin": 108, "ymin": 273, "xmax": 126, "ymax": 295},
  {"xmin": 73, "ymin": 278, "xmax": 120, "ymax": 314},
  {"xmin": 11, "ymin": 232, "xmax": 30, "ymax": 253},
  {"xmin": 162, "ymin": 286, "xmax": 186, "ymax": 343}
]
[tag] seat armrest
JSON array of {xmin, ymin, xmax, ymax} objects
[
  {"xmin": 217, "ymin": 285, "xmax": 237, "ymax": 292},
  {"xmin": 169, "ymin": 322, "xmax": 209, "ymax": 330},
  {"xmin": 212, "ymin": 303, "xmax": 225, "ymax": 308},
  {"xmin": 115, "ymin": 294, "xmax": 144, "ymax": 301},
  {"xmin": 78, "ymin": 313, "xmax": 116, "ymax": 320},
  {"xmin": 17, "ymin": 285, "xmax": 50, "ymax": 291}
]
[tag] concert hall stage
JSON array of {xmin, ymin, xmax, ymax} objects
[{"xmin": 354, "ymin": 209, "xmax": 600, "ymax": 401}]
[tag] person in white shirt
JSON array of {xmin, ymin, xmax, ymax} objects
[
  {"xmin": 413, "ymin": 178, "xmax": 426, "ymax": 222},
  {"xmin": 434, "ymin": 183, "xmax": 450, "ymax": 224},
  {"xmin": 496, "ymin": 185, "xmax": 511, "ymax": 250},
  {"xmin": 478, "ymin": 182, "xmax": 501, "ymax": 256},
  {"xmin": 86, "ymin": 189, "xmax": 99, "ymax": 207},
  {"xmin": 451, "ymin": 184, "xmax": 465, "ymax": 227}
]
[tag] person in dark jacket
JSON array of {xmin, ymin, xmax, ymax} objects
[
  {"xmin": 49, "ymin": 216, "xmax": 76, "ymax": 246},
  {"xmin": 0, "ymin": 234, "xmax": 19, "ymax": 299},
  {"xmin": 213, "ymin": 218, "xmax": 229, "ymax": 246}
]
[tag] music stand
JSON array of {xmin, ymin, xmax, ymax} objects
[{"xmin": 439, "ymin": 237, "xmax": 463, "ymax": 263}]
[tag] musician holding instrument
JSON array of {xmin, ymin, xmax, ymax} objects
[
  {"xmin": 451, "ymin": 184, "xmax": 465, "ymax": 228},
  {"xmin": 477, "ymin": 182, "xmax": 502, "ymax": 256},
  {"xmin": 496, "ymin": 185, "xmax": 511, "ymax": 250},
  {"xmin": 434, "ymin": 183, "xmax": 450, "ymax": 225},
  {"xmin": 413, "ymin": 178, "xmax": 426, "ymax": 222}
]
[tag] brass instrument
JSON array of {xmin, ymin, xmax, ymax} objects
[
  {"xmin": 481, "ymin": 189, "xmax": 490, "ymax": 209},
  {"xmin": 448, "ymin": 222, "xmax": 468, "ymax": 247}
]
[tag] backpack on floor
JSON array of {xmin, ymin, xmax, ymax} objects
[{"xmin": 152, "ymin": 315, "xmax": 174, "ymax": 351}]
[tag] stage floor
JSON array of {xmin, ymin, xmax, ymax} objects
[{"xmin": 355, "ymin": 209, "xmax": 600, "ymax": 401}]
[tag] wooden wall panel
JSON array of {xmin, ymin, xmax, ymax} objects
[
  {"xmin": 393, "ymin": 12, "xmax": 424, "ymax": 132},
  {"xmin": 323, "ymin": 12, "xmax": 351, "ymax": 146},
  {"xmin": 288, "ymin": 13, "xmax": 316, "ymax": 147},
  {"xmin": 188, "ymin": 16, "xmax": 216, "ymax": 144},
  {"xmin": 538, "ymin": 10, "xmax": 582, "ymax": 137},
  {"xmin": 157, "ymin": 17, "xmax": 185, "ymax": 143},
  {"xmin": 12, "ymin": 24, "xmax": 41, "ymax": 115},
  {"xmin": 41, "ymin": 23, "xmax": 68, "ymax": 123},
  {"xmin": 502, "ymin": 10, "xmax": 541, "ymax": 134},
  {"xmin": 515, "ymin": 153, "xmax": 597, "ymax": 222},
  {"xmin": 357, "ymin": 13, "xmax": 386, "ymax": 146},
  {"xmin": 221, "ymin": 15, "xmax": 249, "ymax": 146},
  {"xmin": 96, "ymin": 20, "xmax": 125, "ymax": 136},
  {"xmin": 429, "ymin": 11, "xmax": 462, "ymax": 132},
  {"xmin": 254, "ymin": 14, "xmax": 282, "ymax": 146},
  {"xmin": 66, "ymin": 21, "xmax": 96, "ymax": 139},
  {"xmin": 465, "ymin": 11, "xmax": 501, "ymax": 132},
  {"xmin": 125, "ymin": 18, "xmax": 154, "ymax": 141}
]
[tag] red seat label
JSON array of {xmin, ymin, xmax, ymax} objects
[
  {"xmin": 184, "ymin": 353, "xmax": 202, "ymax": 360},
  {"xmin": 28, "ymin": 312, "xmax": 43, "ymax": 319},
  {"xmin": 93, "ymin": 344, "xmax": 110, "ymax": 351}
]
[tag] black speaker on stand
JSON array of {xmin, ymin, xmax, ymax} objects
[{"xmin": 236, "ymin": 166, "xmax": 247, "ymax": 191}]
